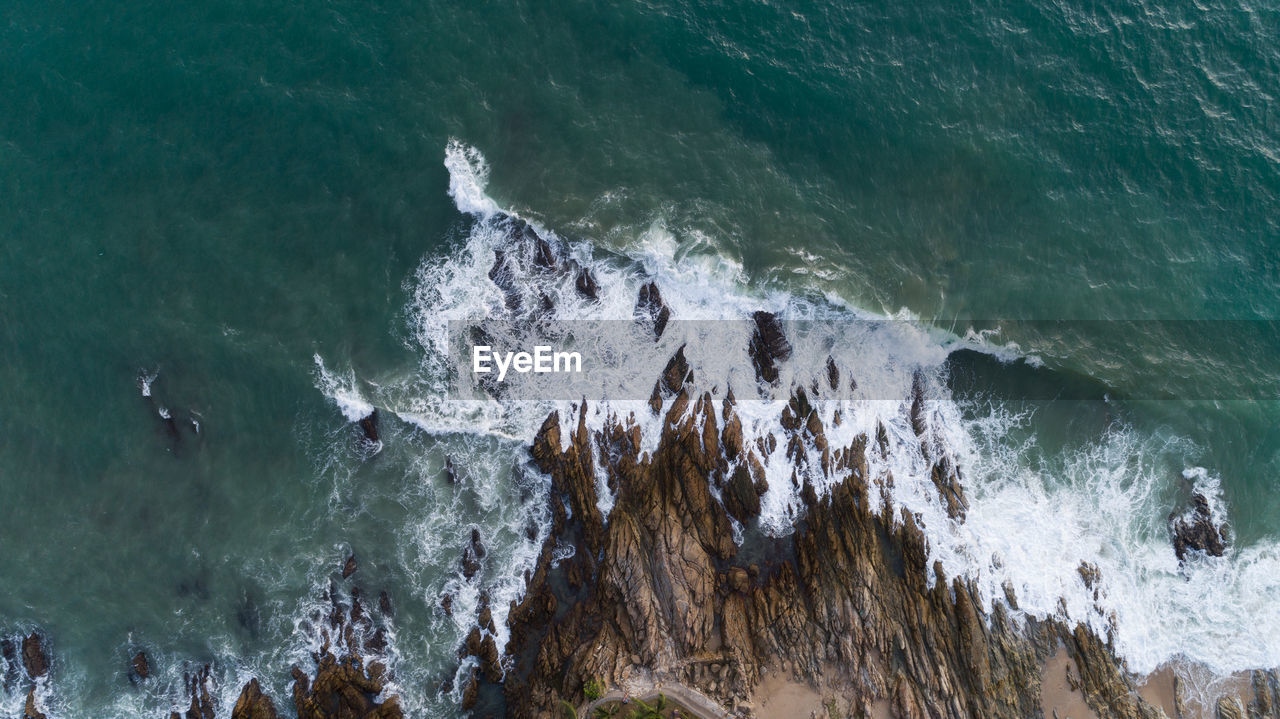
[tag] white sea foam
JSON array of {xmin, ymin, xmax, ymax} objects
[
  {"xmin": 138, "ymin": 369, "xmax": 158, "ymax": 397},
  {"xmin": 312, "ymin": 354, "xmax": 376, "ymax": 422},
  {"xmin": 398, "ymin": 143, "xmax": 1280, "ymax": 683}
]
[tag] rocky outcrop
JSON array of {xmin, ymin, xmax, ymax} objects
[
  {"xmin": 747, "ymin": 311, "xmax": 791, "ymax": 384},
  {"xmin": 231, "ymin": 678, "xmax": 279, "ymax": 719},
  {"xmin": 358, "ymin": 411, "xmax": 379, "ymax": 445},
  {"xmin": 636, "ymin": 281, "xmax": 672, "ymax": 339},
  {"xmin": 23, "ymin": 687, "xmax": 46, "ymax": 719},
  {"xmin": 461, "ymin": 528, "xmax": 487, "ymax": 580},
  {"xmin": 1170, "ymin": 493, "xmax": 1228, "ymax": 562},
  {"xmin": 130, "ymin": 650, "xmax": 151, "ymax": 683},
  {"xmin": 170, "ymin": 664, "xmax": 216, "ymax": 719},
  {"xmin": 147, "ymin": 577, "xmax": 402, "ymax": 719},
  {"xmin": 20, "ymin": 633, "xmax": 47, "ymax": 679},
  {"xmin": 574, "ymin": 265, "xmax": 600, "ymax": 301},
  {"xmin": 496, "ymin": 346, "xmax": 1186, "ymax": 719}
]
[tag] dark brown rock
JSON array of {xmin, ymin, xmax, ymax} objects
[
  {"xmin": 131, "ymin": 651, "xmax": 150, "ymax": 682},
  {"xmin": 343, "ymin": 554, "xmax": 358, "ymax": 579},
  {"xmin": 575, "ymin": 266, "xmax": 599, "ymax": 300},
  {"xmin": 21, "ymin": 633, "xmax": 47, "ymax": 679},
  {"xmin": 182, "ymin": 664, "xmax": 216, "ymax": 719},
  {"xmin": 461, "ymin": 530, "xmax": 485, "ymax": 580},
  {"xmin": 358, "ymin": 411, "xmax": 379, "ymax": 444},
  {"xmin": 533, "ymin": 237, "xmax": 557, "ymax": 269},
  {"xmin": 636, "ymin": 281, "xmax": 671, "ymax": 339},
  {"xmin": 748, "ymin": 311, "xmax": 791, "ymax": 384},
  {"xmin": 909, "ymin": 370, "xmax": 928, "ymax": 437},
  {"xmin": 1, "ymin": 637, "xmax": 18, "ymax": 690},
  {"xmin": 657, "ymin": 345, "xmax": 692, "ymax": 397},
  {"xmin": 499, "ymin": 370, "xmax": 1169, "ymax": 719},
  {"xmin": 722, "ymin": 464, "xmax": 762, "ymax": 523},
  {"xmin": 23, "ymin": 687, "xmax": 46, "ymax": 719},
  {"xmin": 231, "ymin": 678, "xmax": 280, "ymax": 719},
  {"xmin": 1170, "ymin": 493, "xmax": 1228, "ymax": 562},
  {"xmin": 288, "ymin": 592, "xmax": 404, "ymax": 719}
]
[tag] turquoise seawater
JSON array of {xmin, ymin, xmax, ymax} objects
[{"xmin": 1, "ymin": 0, "xmax": 1278, "ymax": 715}]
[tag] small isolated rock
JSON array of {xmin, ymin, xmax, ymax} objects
[
  {"xmin": 635, "ymin": 281, "xmax": 671, "ymax": 339},
  {"xmin": 358, "ymin": 410, "xmax": 379, "ymax": 444},
  {"xmin": 130, "ymin": 651, "xmax": 150, "ymax": 682},
  {"xmin": 727, "ymin": 567, "xmax": 750, "ymax": 594},
  {"xmin": 21, "ymin": 633, "xmax": 48, "ymax": 679},
  {"xmin": 748, "ymin": 311, "xmax": 791, "ymax": 385},
  {"xmin": 1077, "ymin": 562, "xmax": 1101, "ymax": 590},
  {"xmin": 342, "ymin": 554, "xmax": 358, "ymax": 579},
  {"xmin": 575, "ymin": 266, "xmax": 599, "ymax": 300},
  {"xmin": 461, "ymin": 529, "xmax": 486, "ymax": 580},
  {"xmin": 1170, "ymin": 493, "xmax": 1228, "ymax": 562}
]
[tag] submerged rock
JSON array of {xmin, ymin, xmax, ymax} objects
[
  {"xmin": 487, "ymin": 249, "xmax": 523, "ymax": 311},
  {"xmin": 2, "ymin": 637, "xmax": 19, "ymax": 690},
  {"xmin": 172, "ymin": 664, "xmax": 215, "ymax": 719}
]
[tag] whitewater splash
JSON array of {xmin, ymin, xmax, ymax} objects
[{"xmin": 304, "ymin": 140, "xmax": 1280, "ymax": 709}]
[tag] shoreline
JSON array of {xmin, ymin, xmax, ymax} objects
[{"xmin": 4, "ymin": 222, "xmax": 1277, "ymax": 719}]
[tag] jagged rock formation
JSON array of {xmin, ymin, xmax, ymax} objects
[
  {"xmin": 636, "ymin": 281, "xmax": 672, "ymax": 339},
  {"xmin": 0, "ymin": 632, "xmax": 51, "ymax": 719},
  {"xmin": 485, "ymin": 334, "xmax": 1259, "ymax": 719},
  {"xmin": 1169, "ymin": 493, "xmax": 1228, "ymax": 562},
  {"xmin": 231, "ymin": 678, "xmax": 279, "ymax": 719},
  {"xmin": 170, "ymin": 664, "xmax": 216, "ymax": 719},
  {"xmin": 147, "ymin": 579, "xmax": 402, "ymax": 719},
  {"xmin": 20, "ymin": 633, "xmax": 47, "ymax": 679},
  {"xmin": 747, "ymin": 311, "xmax": 791, "ymax": 385}
]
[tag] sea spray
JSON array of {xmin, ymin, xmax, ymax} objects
[{"xmin": 395, "ymin": 143, "xmax": 1280, "ymax": 681}]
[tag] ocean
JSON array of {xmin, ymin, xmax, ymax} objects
[{"xmin": 1, "ymin": 0, "xmax": 1277, "ymax": 715}]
